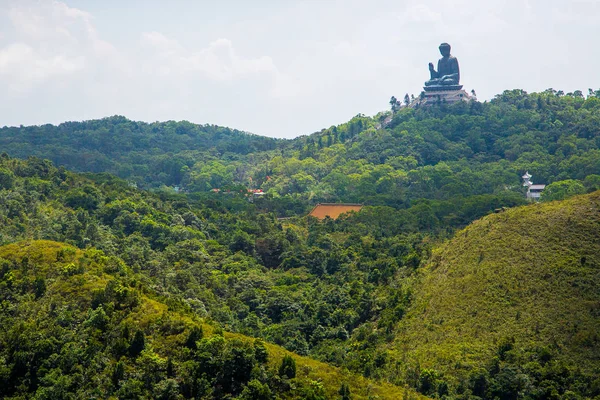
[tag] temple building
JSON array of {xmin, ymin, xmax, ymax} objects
[
  {"xmin": 522, "ymin": 172, "xmax": 546, "ymax": 201},
  {"xmin": 308, "ymin": 203, "xmax": 363, "ymax": 220}
]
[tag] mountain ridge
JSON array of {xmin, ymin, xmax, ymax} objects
[{"xmin": 2, "ymin": 89, "xmax": 599, "ymax": 213}]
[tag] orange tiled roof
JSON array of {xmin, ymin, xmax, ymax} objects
[{"xmin": 308, "ymin": 203, "xmax": 363, "ymax": 220}]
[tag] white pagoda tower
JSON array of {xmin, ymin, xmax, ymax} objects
[{"xmin": 522, "ymin": 171, "xmax": 545, "ymax": 201}]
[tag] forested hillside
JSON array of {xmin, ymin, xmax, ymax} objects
[
  {"xmin": 389, "ymin": 191, "xmax": 600, "ymax": 399},
  {"xmin": 0, "ymin": 155, "xmax": 437, "ymax": 398},
  {"xmin": 0, "ymin": 239, "xmax": 425, "ymax": 399},
  {"xmin": 0, "ymin": 156, "xmax": 433, "ymax": 399},
  {"xmin": 1, "ymin": 88, "xmax": 599, "ymax": 399},
  {"xmin": 272, "ymin": 89, "xmax": 600, "ymax": 209},
  {"xmin": 0, "ymin": 116, "xmax": 280, "ymax": 189},
  {"xmin": 2, "ymin": 89, "xmax": 600, "ymax": 217}
]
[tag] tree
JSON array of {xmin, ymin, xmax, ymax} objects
[
  {"xmin": 339, "ymin": 382, "xmax": 351, "ymax": 400},
  {"xmin": 0, "ymin": 168, "xmax": 15, "ymax": 189},
  {"xmin": 185, "ymin": 326, "xmax": 203, "ymax": 350},
  {"xmin": 154, "ymin": 379, "xmax": 179, "ymax": 400},
  {"xmin": 221, "ymin": 339, "xmax": 255, "ymax": 394},
  {"xmin": 254, "ymin": 340, "xmax": 268, "ymax": 364},
  {"xmin": 130, "ymin": 330, "xmax": 146, "ymax": 357},
  {"xmin": 468, "ymin": 368, "xmax": 489, "ymax": 398},
  {"xmin": 404, "ymin": 93, "xmax": 410, "ymax": 106},
  {"xmin": 389, "ymin": 96, "xmax": 400, "ymax": 112},
  {"xmin": 112, "ymin": 361, "xmax": 125, "ymax": 387},
  {"xmin": 255, "ymin": 233, "xmax": 288, "ymax": 269},
  {"xmin": 279, "ymin": 355, "xmax": 296, "ymax": 379},
  {"xmin": 64, "ymin": 185, "xmax": 103, "ymax": 211},
  {"xmin": 34, "ymin": 277, "xmax": 46, "ymax": 299},
  {"xmin": 240, "ymin": 379, "xmax": 273, "ymax": 400},
  {"xmin": 116, "ymin": 379, "xmax": 144, "ymax": 399},
  {"xmin": 541, "ymin": 180, "xmax": 586, "ymax": 202},
  {"xmin": 418, "ymin": 369, "xmax": 439, "ymax": 396},
  {"xmin": 583, "ymin": 175, "xmax": 600, "ymax": 192}
]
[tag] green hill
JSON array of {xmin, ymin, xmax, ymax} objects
[
  {"xmin": 2, "ymin": 89, "xmax": 600, "ymax": 398},
  {"xmin": 0, "ymin": 154, "xmax": 435, "ymax": 397},
  {"xmin": 390, "ymin": 191, "xmax": 600, "ymax": 398},
  {"xmin": 0, "ymin": 240, "xmax": 424, "ymax": 399},
  {"xmin": 2, "ymin": 90, "xmax": 600, "ymax": 221},
  {"xmin": 0, "ymin": 115, "xmax": 281, "ymax": 188}
]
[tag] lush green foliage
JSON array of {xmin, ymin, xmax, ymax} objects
[
  {"xmin": 273, "ymin": 89, "xmax": 600, "ymax": 209},
  {"xmin": 0, "ymin": 116, "xmax": 280, "ymax": 189},
  {"xmin": 541, "ymin": 179, "xmax": 586, "ymax": 201},
  {"xmin": 1, "ymin": 88, "xmax": 600, "ymax": 399},
  {"xmin": 3, "ymin": 90, "xmax": 600, "ymax": 216},
  {"xmin": 0, "ymin": 155, "xmax": 431, "ymax": 398},
  {"xmin": 391, "ymin": 191, "xmax": 600, "ymax": 399},
  {"xmin": 0, "ymin": 239, "xmax": 423, "ymax": 399}
]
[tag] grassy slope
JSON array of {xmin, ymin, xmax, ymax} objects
[
  {"xmin": 0, "ymin": 240, "xmax": 425, "ymax": 400},
  {"xmin": 393, "ymin": 191, "xmax": 600, "ymax": 379}
]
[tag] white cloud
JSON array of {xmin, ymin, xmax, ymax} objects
[
  {"xmin": 141, "ymin": 33, "xmax": 278, "ymax": 82},
  {"xmin": 0, "ymin": 0, "xmax": 597, "ymax": 138},
  {"xmin": 0, "ymin": 0, "xmax": 297, "ymax": 128},
  {"xmin": 139, "ymin": 30, "xmax": 303, "ymax": 98},
  {"xmin": 403, "ymin": 4, "xmax": 442, "ymax": 23},
  {"xmin": 141, "ymin": 31, "xmax": 183, "ymax": 54},
  {"xmin": 334, "ymin": 41, "xmax": 362, "ymax": 57},
  {"xmin": 0, "ymin": 0, "xmax": 121, "ymax": 91},
  {"xmin": 0, "ymin": 43, "xmax": 84, "ymax": 89},
  {"xmin": 8, "ymin": 0, "xmax": 93, "ymax": 41},
  {"xmin": 270, "ymin": 71, "xmax": 307, "ymax": 99}
]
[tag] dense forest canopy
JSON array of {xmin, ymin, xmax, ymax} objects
[
  {"xmin": 0, "ymin": 116, "xmax": 281, "ymax": 189},
  {"xmin": 0, "ymin": 88, "xmax": 599, "ymax": 399},
  {"xmin": 0, "ymin": 155, "xmax": 431, "ymax": 399},
  {"xmin": 392, "ymin": 191, "xmax": 600, "ymax": 399},
  {"xmin": 2, "ymin": 89, "xmax": 600, "ymax": 217}
]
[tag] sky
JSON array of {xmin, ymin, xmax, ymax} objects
[{"xmin": 0, "ymin": 0, "xmax": 598, "ymax": 138}]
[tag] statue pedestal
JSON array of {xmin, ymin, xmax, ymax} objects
[
  {"xmin": 423, "ymin": 84, "xmax": 463, "ymax": 92},
  {"xmin": 421, "ymin": 86, "xmax": 470, "ymax": 105}
]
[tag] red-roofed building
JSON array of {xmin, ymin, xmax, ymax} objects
[{"xmin": 308, "ymin": 203, "xmax": 363, "ymax": 220}]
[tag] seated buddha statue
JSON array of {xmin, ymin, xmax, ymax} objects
[{"xmin": 425, "ymin": 42, "xmax": 460, "ymax": 87}]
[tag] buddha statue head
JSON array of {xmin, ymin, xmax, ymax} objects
[{"xmin": 439, "ymin": 43, "xmax": 451, "ymax": 58}]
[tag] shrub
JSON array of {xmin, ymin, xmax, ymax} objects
[
  {"xmin": 279, "ymin": 355, "xmax": 296, "ymax": 379},
  {"xmin": 129, "ymin": 330, "xmax": 145, "ymax": 357},
  {"xmin": 185, "ymin": 326, "xmax": 203, "ymax": 350},
  {"xmin": 339, "ymin": 382, "xmax": 351, "ymax": 400}
]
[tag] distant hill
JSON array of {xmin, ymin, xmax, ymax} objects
[
  {"xmin": 390, "ymin": 191, "xmax": 600, "ymax": 398},
  {"xmin": 2, "ymin": 90, "xmax": 600, "ymax": 219},
  {"xmin": 0, "ymin": 115, "xmax": 281, "ymax": 188}
]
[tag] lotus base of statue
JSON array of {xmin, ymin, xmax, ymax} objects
[{"xmin": 423, "ymin": 84, "xmax": 463, "ymax": 92}]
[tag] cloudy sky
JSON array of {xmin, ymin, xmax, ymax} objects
[{"xmin": 0, "ymin": 0, "xmax": 598, "ymax": 138}]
